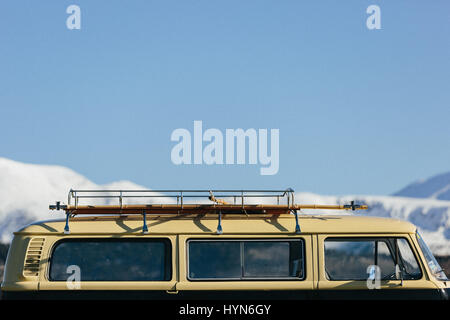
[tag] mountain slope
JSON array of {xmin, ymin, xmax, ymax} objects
[
  {"xmin": 0, "ymin": 157, "xmax": 449, "ymax": 255},
  {"xmin": 394, "ymin": 172, "xmax": 450, "ymax": 200},
  {"xmin": 0, "ymin": 157, "xmax": 148, "ymax": 243}
]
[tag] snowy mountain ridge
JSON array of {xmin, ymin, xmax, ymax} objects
[{"xmin": 394, "ymin": 171, "xmax": 450, "ymax": 201}]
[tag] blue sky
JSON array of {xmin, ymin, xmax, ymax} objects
[{"xmin": 0, "ymin": 0, "xmax": 449, "ymax": 195}]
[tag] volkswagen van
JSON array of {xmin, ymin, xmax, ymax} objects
[{"xmin": 1, "ymin": 189, "xmax": 448, "ymax": 300}]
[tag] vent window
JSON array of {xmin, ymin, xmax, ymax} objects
[{"xmin": 23, "ymin": 237, "xmax": 45, "ymax": 277}]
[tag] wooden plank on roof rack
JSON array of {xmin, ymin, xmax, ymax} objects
[{"xmin": 54, "ymin": 203, "xmax": 368, "ymax": 215}]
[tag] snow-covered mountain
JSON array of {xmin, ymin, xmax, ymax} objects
[
  {"xmin": 0, "ymin": 157, "xmax": 449, "ymax": 255},
  {"xmin": 0, "ymin": 157, "xmax": 151, "ymax": 243},
  {"xmin": 394, "ymin": 172, "xmax": 450, "ymax": 201}
]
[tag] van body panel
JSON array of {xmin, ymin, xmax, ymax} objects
[
  {"xmin": 2, "ymin": 215, "xmax": 448, "ymax": 300},
  {"xmin": 2, "ymin": 235, "xmax": 40, "ymax": 291},
  {"xmin": 14, "ymin": 215, "xmax": 416, "ymax": 236}
]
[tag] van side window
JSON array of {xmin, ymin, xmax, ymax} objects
[
  {"xmin": 188, "ymin": 240, "xmax": 304, "ymax": 280},
  {"xmin": 324, "ymin": 238, "xmax": 421, "ymax": 281},
  {"xmin": 49, "ymin": 239, "xmax": 171, "ymax": 281},
  {"xmin": 325, "ymin": 240, "xmax": 374, "ymax": 280}
]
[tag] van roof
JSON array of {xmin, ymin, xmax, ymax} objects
[{"xmin": 16, "ymin": 214, "xmax": 416, "ymax": 236}]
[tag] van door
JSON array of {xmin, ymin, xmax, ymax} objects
[{"xmin": 317, "ymin": 234, "xmax": 442, "ymax": 300}]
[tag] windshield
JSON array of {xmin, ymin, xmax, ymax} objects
[{"xmin": 416, "ymin": 232, "xmax": 448, "ymax": 281}]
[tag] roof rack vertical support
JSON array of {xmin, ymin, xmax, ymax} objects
[
  {"xmin": 180, "ymin": 191, "xmax": 184, "ymax": 210},
  {"xmin": 64, "ymin": 211, "xmax": 71, "ymax": 234},
  {"xmin": 293, "ymin": 210, "xmax": 301, "ymax": 234},
  {"xmin": 216, "ymin": 210, "xmax": 223, "ymax": 235},
  {"xmin": 142, "ymin": 210, "xmax": 148, "ymax": 234}
]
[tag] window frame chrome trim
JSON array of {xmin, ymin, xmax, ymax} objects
[
  {"xmin": 186, "ymin": 238, "xmax": 306, "ymax": 281},
  {"xmin": 46, "ymin": 237, "xmax": 173, "ymax": 282}
]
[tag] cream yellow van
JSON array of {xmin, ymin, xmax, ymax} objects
[{"xmin": 1, "ymin": 189, "xmax": 449, "ymax": 300}]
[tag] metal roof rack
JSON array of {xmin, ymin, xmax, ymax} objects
[{"xmin": 49, "ymin": 188, "xmax": 368, "ymax": 235}]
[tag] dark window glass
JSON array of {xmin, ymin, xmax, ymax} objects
[
  {"xmin": 324, "ymin": 238, "xmax": 422, "ymax": 281},
  {"xmin": 188, "ymin": 241, "xmax": 241, "ymax": 279},
  {"xmin": 188, "ymin": 240, "xmax": 304, "ymax": 280},
  {"xmin": 49, "ymin": 239, "xmax": 171, "ymax": 281},
  {"xmin": 325, "ymin": 240, "xmax": 374, "ymax": 280}
]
